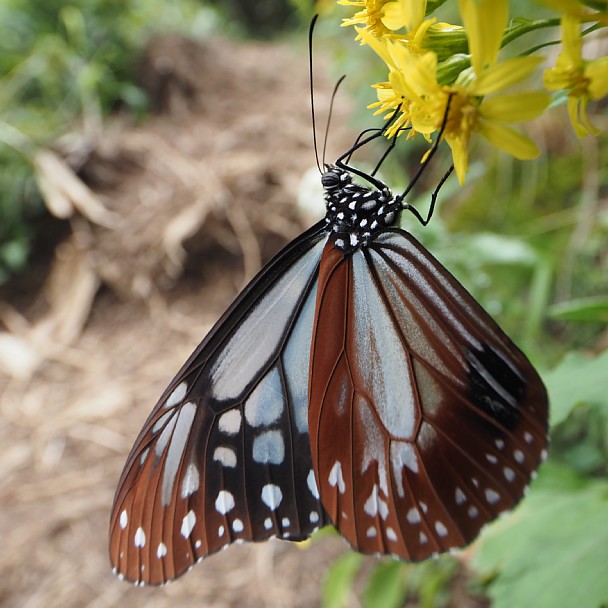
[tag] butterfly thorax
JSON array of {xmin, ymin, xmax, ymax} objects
[{"xmin": 322, "ymin": 165, "xmax": 400, "ymax": 253}]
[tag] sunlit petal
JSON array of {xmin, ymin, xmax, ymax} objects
[
  {"xmin": 459, "ymin": 0, "xmax": 508, "ymax": 74},
  {"xmin": 587, "ymin": 57, "xmax": 608, "ymax": 99},
  {"xmin": 382, "ymin": 0, "xmax": 426, "ymax": 31},
  {"xmin": 567, "ymin": 95, "xmax": 599, "ymax": 137},
  {"xmin": 355, "ymin": 26, "xmax": 394, "ymax": 66},
  {"xmin": 472, "ymin": 56, "xmax": 544, "ymax": 95},
  {"xmin": 445, "ymin": 134, "xmax": 469, "ymax": 185},
  {"xmin": 481, "ymin": 92, "xmax": 550, "ymax": 122},
  {"xmin": 561, "ymin": 14, "xmax": 582, "ymax": 62},
  {"xmin": 480, "ymin": 122, "xmax": 540, "ymax": 159}
]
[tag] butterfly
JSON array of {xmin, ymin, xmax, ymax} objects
[{"xmin": 108, "ymin": 107, "xmax": 549, "ymax": 585}]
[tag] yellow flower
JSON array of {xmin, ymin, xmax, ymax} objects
[
  {"xmin": 381, "ymin": 0, "xmax": 426, "ymax": 32},
  {"xmin": 410, "ymin": 54, "xmax": 548, "ymax": 183},
  {"xmin": 338, "ymin": 0, "xmax": 393, "ymax": 37},
  {"xmin": 359, "ymin": 0, "xmax": 549, "ymax": 183},
  {"xmin": 544, "ymin": 14, "xmax": 608, "ymax": 136}
]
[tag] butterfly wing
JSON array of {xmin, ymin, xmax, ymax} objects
[
  {"xmin": 110, "ymin": 222, "xmax": 329, "ymax": 585},
  {"xmin": 308, "ymin": 230, "xmax": 548, "ymax": 559}
]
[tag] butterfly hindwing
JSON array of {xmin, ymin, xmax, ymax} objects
[
  {"xmin": 110, "ymin": 224, "xmax": 329, "ymax": 585},
  {"xmin": 308, "ymin": 230, "xmax": 548, "ymax": 560}
]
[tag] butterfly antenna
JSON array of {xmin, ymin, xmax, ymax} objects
[
  {"xmin": 321, "ymin": 74, "xmax": 346, "ymax": 167},
  {"xmin": 309, "ymin": 14, "xmax": 322, "ymax": 174}
]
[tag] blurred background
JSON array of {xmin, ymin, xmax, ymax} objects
[{"xmin": 0, "ymin": 1, "xmax": 606, "ymax": 607}]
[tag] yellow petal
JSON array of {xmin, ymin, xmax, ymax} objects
[
  {"xmin": 459, "ymin": 0, "xmax": 508, "ymax": 74},
  {"xmin": 480, "ymin": 122, "xmax": 540, "ymax": 159},
  {"xmin": 446, "ymin": 134, "xmax": 469, "ymax": 184},
  {"xmin": 586, "ymin": 57, "xmax": 608, "ymax": 100},
  {"xmin": 481, "ymin": 92, "xmax": 550, "ymax": 122},
  {"xmin": 355, "ymin": 26, "xmax": 394, "ymax": 66},
  {"xmin": 395, "ymin": 49, "xmax": 439, "ymax": 97},
  {"xmin": 382, "ymin": 0, "xmax": 426, "ymax": 31},
  {"xmin": 543, "ymin": 57, "xmax": 575, "ymax": 91},
  {"xmin": 561, "ymin": 14, "xmax": 582, "ymax": 64},
  {"xmin": 381, "ymin": 2, "xmax": 406, "ymax": 31},
  {"xmin": 567, "ymin": 95, "xmax": 599, "ymax": 137},
  {"xmin": 472, "ymin": 56, "xmax": 544, "ymax": 95}
]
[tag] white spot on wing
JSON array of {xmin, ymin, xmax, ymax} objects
[
  {"xmin": 366, "ymin": 527, "xmax": 377, "ymax": 538},
  {"xmin": 435, "ymin": 521, "xmax": 448, "ymax": 537},
  {"xmin": 181, "ymin": 463, "xmax": 200, "ymax": 498},
  {"xmin": 310, "ymin": 511, "xmax": 319, "ymax": 524},
  {"xmin": 181, "ymin": 510, "xmax": 196, "ymax": 539},
  {"xmin": 252, "ymin": 430, "xmax": 285, "ymax": 464},
  {"xmin": 152, "ymin": 410, "xmax": 174, "ymax": 433},
  {"xmin": 215, "ymin": 490, "xmax": 235, "ymax": 515},
  {"xmin": 244, "ymin": 368, "xmax": 284, "ymax": 427},
  {"xmin": 157, "ymin": 543, "xmax": 167, "ymax": 558},
  {"xmin": 161, "ymin": 402, "xmax": 197, "ymax": 506},
  {"xmin": 391, "ymin": 442, "xmax": 418, "ymax": 498},
  {"xmin": 468, "ymin": 505, "xmax": 479, "ymax": 518},
  {"xmin": 139, "ymin": 447, "xmax": 149, "ymax": 467},
  {"xmin": 261, "ymin": 484, "xmax": 283, "ymax": 511},
  {"xmin": 213, "ymin": 446, "xmax": 237, "ymax": 468},
  {"xmin": 218, "ymin": 410, "xmax": 242, "ymax": 435},
  {"xmin": 282, "ymin": 517, "xmax": 290, "ymax": 527},
  {"xmin": 386, "ymin": 528, "xmax": 398, "ymax": 542},
  {"xmin": 307, "ymin": 470, "xmax": 320, "ymax": 499},
  {"xmin": 495, "ymin": 438, "xmax": 505, "ymax": 450},
  {"xmin": 455, "ymin": 488, "xmax": 466, "ymax": 505},
  {"xmin": 119, "ymin": 510, "xmax": 128, "ymax": 529},
  {"xmin": 232, "ymin": 519, "xmax": 244, "ymax": 533},
  {"xmin": 363, "ymin": 485, "xmax": 389, "ymax": 520},
  {"xmin": 328, "ymin": 461, "xmax": 346, "ymax": 494},
  {"xmin": 514, "ymin": 449, "xmax": 524, "ymax": 463},
  {"xmin": 485, "ymin": 488, "xmax": 500, "ymax": 504},
  {"xmin": 134, "ymin": 527, "xmax": 146, "ymax": 548},
  {"xmin": 524, "ymin": 431, "xmax": 533, "ymax": 444},
  {"xmin": 218, "ymin": 525, "xmax": 225, "ymax": 537},
  {"xmin": 264, "ymin": 518, "xmax": 272, "ymax": 530},
  {"xmin": 165, "ymin": 382, "xmax": 187, "ymax": 408},
  {"xmin": 503, "ymin": 466, "xmax": 516, "ymax": 482},
  {"xmin": 486, "ymin": 453, "xmax": 498, "ymax": 464},
  {"xmin": 406, "ymin": 507, "xmax": 421, "ymax": 524}
]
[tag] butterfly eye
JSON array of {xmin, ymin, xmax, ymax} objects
[{"xmin": 321, "ymin": 169, "xmax": 342, "ymax": 190}]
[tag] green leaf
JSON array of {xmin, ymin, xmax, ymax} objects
[
  {"xmin": 473, "ymin": 470, "xmax": 608, "ymax": 608},
  {"xmin": 544, "ymin": 350, "xmax": 608, "ymax": 426},
  {"xmin": 548, "ymin": 296, "xmax": 608, "ymax": 323},
  {"xmin": 322, "ymin": 552, "xmax": 364, "ymax": 608},
  {"xmin": 461, "ymin": 233, "xmax": 538, "ymax": 266},
  {"xmin": 362, "ymin": 560, "xmax": 407, "ymax": 608}
]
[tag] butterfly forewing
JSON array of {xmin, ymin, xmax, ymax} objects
[
  {"xmin": 308, "ymin": 230, "xmax": 548, "ymax": 560},
  {"xmin": 110, "ymin": 224, "xmax": 329, "ymax": 585}
]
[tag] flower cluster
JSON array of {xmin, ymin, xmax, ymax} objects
[{"xmin": 337, "ymin": 0, "xmax": 608, "ymax": 183}]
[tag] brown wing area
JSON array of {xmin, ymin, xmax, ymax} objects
[
  {"xmin": 109, "ymin": 369, "xmax": 328, "ymax": 586},
  {"xmin": 308, "ymin": 232, "xmax": 548, "ymax": 561},
  {"xmin": 109, "ymin": 228, "xmax": 329, "ymax": 585}
]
